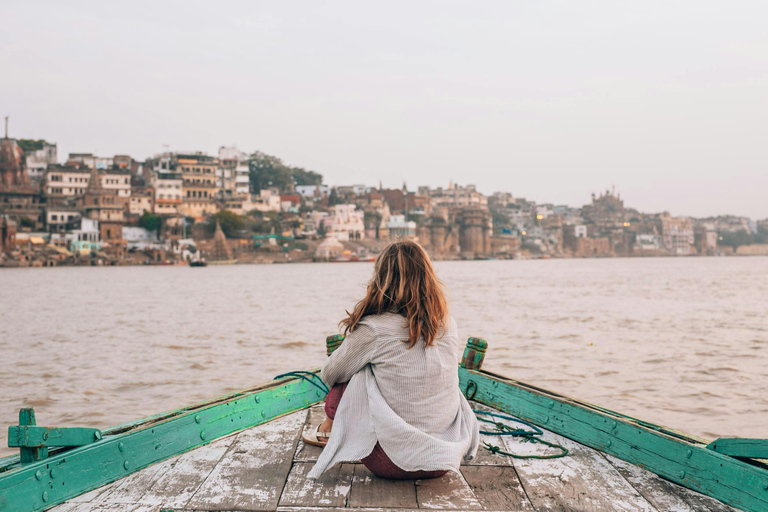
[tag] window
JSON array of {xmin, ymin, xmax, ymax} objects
[{"xmin": 51, "ymin": 214, "xmax": 58, "ymax": 221}]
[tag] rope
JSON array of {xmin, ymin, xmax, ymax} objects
[
  {"xmin": 274, "ymin": 371, "xmax": 330, "ymax": 395},
  {"xmin": 468, "ymin": 382, "xmax": 569, "ymax": 460}
]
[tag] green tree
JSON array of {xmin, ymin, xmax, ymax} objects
[
  {"xmin": 248, "ymin": 150, "xmax": 323, "ymax": 193},
  {"xmin": 291, "ymin": 168, "xmax": 323, "ymax": 186},
  {"xmin": 208, "ymin": 210, "xmax": 245, "ymax": 237},
  {"xmin": 717, "ymin": 230, "xmax": 753, "ymax": 250},
  {"xmin": 139, "ymin": 211, "xmax": 161, "ymax": 232}
]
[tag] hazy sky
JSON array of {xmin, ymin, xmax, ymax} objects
[{"xmin": 2, "ymin": 1, "xmax": 767, "ymax": 218}]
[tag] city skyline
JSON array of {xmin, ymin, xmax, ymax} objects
[{"xmin": 3, "ymin": 1, "xmax": 767, "ymax": 218}]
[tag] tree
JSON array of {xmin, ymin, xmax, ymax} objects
[
  {"xmin": 291, "ymin": 168, "xmax": 322, "ymax": 187},
  {"xmin": 208, "ymin": 210, "xmax": 245, "ymax": 237},
  {"xmin": 717, "ymin": 230, "xmax": 753, "ymax": 250},
  {"xmin": 139, "ymin": 211, "xmax": 161, "ymax": 232},
  {"xmin": 248, "ymin": 150, "xmax": 323, "ymax": 193}
]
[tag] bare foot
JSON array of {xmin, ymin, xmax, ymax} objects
[{"xmin": 319, "ymin": 416, "xmax": 333, "ymax": 433}]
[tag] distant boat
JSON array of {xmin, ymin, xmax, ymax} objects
[{"xmin": 189, "ymin": 260, "xmax": 207, "ymax": 267}]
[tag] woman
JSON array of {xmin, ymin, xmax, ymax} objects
[{"xmin": 305, "ymin": 239, "xmax": 479, "ymax": 480}]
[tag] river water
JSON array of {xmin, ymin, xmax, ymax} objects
[{"xmin": 1, "ymin": 257, "xmax": 766, "ymax": 457}]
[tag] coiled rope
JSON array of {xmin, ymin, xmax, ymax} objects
[{"xmin": 468, "ymin": 381, "xmax": 568, "ymax": 460}]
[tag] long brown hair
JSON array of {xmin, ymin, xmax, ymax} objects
[{"xmin": 341, "ymin": 239, "xmax": 448, "ymax": 348}]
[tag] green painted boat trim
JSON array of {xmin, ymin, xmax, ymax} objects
[
  {"xmin": 708, "ymin": 438, "xmax": 768, "ymax": 460},
  {"xmin": 0, "ymin": 372, "xmax": 324, "ymax": 512},
  {"xmin": 458, "ymin": 367, "xmax": 768, "ymax": 512}
]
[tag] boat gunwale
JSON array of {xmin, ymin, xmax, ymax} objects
[{"xmin": 460, "ymin": 366, "xmax": 768, "ymax": 512}]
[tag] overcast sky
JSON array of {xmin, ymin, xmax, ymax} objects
[{"xmin": 2, "ymin": 1, "xmax": 766, "ymax": 218}]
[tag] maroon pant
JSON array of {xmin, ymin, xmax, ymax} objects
[{"xmin": 325, "ymin": 382, "xmax": 448, "ymax": 480}]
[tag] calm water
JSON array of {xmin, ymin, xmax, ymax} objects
[{"xmin": 1, "ymin": 257, "xmax": 767, "ymax": 457}]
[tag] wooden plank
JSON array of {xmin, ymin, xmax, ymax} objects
[
  {"xmin": 8, "ymin": 426, "xmax": 101, "ymax": 448},
  {"xmin": 0, "ymin": 376, "xmax": 323, "ymax": 512},
  {"xmin": 294, "ymin": 405, "xmax": 326, "ymax": 462},
  {"xmin": 415, "ymin": 470, "xmax": 482, "ymax": 509},
  {"xmin": 464, "ymin": 402, "xmax": 516, "ymax": 466},
  {"xmin": 606, "ymin": 453, "xmax": 739, "ymax": 511},
  {"xmin": 461, "ymin": 466, "xmax": 535, "ymax": 511},
  {"xmin": 506, "ymin": 424, "xmax": 658, "ymax": 511},
  {"xmin": 708, "ymin": 438, "xmax": 768, "ymax": 459},
  {"xmin": 279, "ymin": 462, "xmax": 353, "ymax": 507},
  {"xmin": 136, "ymin": 433, "xmax": 234, "ymax": 508},
  {"xmin": 90, "ymin": 456, "xmax": 175, "ymax": 505},
  {"xmin": 348, "ymin": 464, "xmax": 418, "ymax": 509},
  {"xmin": 459, "ymin": 368, "xmax": 768, "ymax": 512},
  {"xmin": 604, "ymin": 454, "xmax": 700, "ymax": 512},
  {"xmin": 276, "ymin": 508, "xmax": 513, "ymax": 512},
  {"xmin": 185, "ymin": 409, "xmax": 307, "ymax": 511}
]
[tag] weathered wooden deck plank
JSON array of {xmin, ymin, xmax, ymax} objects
[
  {"xmin": 465, "ymin": 402, "xmax": 516, "ymax": 467},
  {"xmin": 184, "ymin": 409, "xmax": 307, "ymax": 511},
  {"xmin": 276, "ymin": 508, "xmax": 514, "ymax": 512},
  {"xmin": 279, "ymin": 462, "xmax": 354, "ymax": 508},
  {"xmin": 294, "ymin": 405, "xmax": 325, "ymax": 462},
  {"xmin": 138, "ymin": 435, "xmax": 234, "ymax": 508},
  {"xmin": 461, "ymin": 465, "xmax": 535, "ymax": 511},
  {"xmin": 505, "ymin": 426, "xmax": 658, "ymax": 511},
  {"xmin": 603, "ymin": 454, "xmax": 701, "ymax": 512},
  {"xmin": 348, "ymin": 464, "xmax": 418, "ymax": 509},
  {"xmin": 415, "ymin": 471, "xmax": 482, "ymax": 509}
]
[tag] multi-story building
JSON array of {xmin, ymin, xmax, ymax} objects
[
  {"xmin": 45, "ymin": 207, "xmax": 82, "ymax": 232},
  {"xmin": 129, "ymin": 187, "xmax": 155, "ymax": 216},
  {"xmin": 44, "ymin": 165, "xmax": 91, "ymax": 200},
  {"xmin": 326, "ymin": 204, "xmax": 365, "ymax": 241},
  {"xmin": 387, "ymin": 214, "xmax": 416, "ymax": 240},
  {"xmin": 177, "ymin": 154, "xmax": 220, "ymax": 219},
  {"xmin": 661, "ymin": 213, "xmax": 694, "ymax": 255},
  {"xmin": 100, "ymin": 169, "xmax": 132, "ymax": 202}
]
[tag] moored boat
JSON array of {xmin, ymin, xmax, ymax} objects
[{"xmin": 1, "ymin": 338, "xmax": 765, "ymax": 512}]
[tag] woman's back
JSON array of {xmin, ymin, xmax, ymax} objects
[{"xmin": 366, "ymin": 312, "xmax": 460, "ymax": 435}]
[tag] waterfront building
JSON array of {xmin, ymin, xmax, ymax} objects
[
  {"xmin": 661, "ymin": 213, "xmax": 694, "ymax": 255},
  {"xmin": 280, "ymin": 194, "xmax": 301, "ymax": 213},
  {"xmin": 387, "ymin": 214, "xmax": 417, "ymax": 240},
  {"xmin": 44, "ymin": 164, "xmax": 91, "ymax": 200},
  {"xmin": 314, "ymin": 235, "xmax": 345, "ymax": 261},
  {"xmin": 129, "ymin": 186, "xmax": 155, "ymax": 216},
  {"xmin": 336, "ymin": 184, "xmax": 366, "ymax": 196},
  {"xmin": 45, "ymin": 207, "xmax": 81, "ymax": 232},
  {"xmin": 22, "ymin": 140, "xmax": 57, "ymax": 182},
  {"xmin": 1, "ymin": 132, "xmax": 46, "ymax": 228},
  {"xmin": 178, "ymin": 154, "xmax": 220, "ymax": 219},
  {"xmin": 250, "ymin": 188, "xmax": 281, "ymax": 213},
  {"xmin": 326, "ymin": 204, "xmax": 365, "ymax": 241},
  {"xmin": 0, "ymin": 215, "xmax": 17, "ymax": 253},
  {"xmin": 455, "ymin": 207, "xmax": 493, "ymax": 257}
]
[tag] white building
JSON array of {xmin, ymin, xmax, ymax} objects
[
  {"xmin": 25, "ymin": 141, "xmax": 57, "ymax": 181},
  {"xmin": 326, "ymin": 204, "xmax": 365, "ymax": 241},
  {"xmin": 574, "ymin": 225, "xmax": 588, "ymax": 238},
  {"xmin": 387, "ymin": 214, "xmax": 417, "ymax": 240},
  {"xmin": 251, "ymin": 188, "xmax": 281, "ymax": 212},
  {"xmin": 100, "ymin": 170, "xmax": 132, "ymax": 199},
  {"xmin": 153, "ymin": 171, "xmax": 183, "ymax": 215},
  {"xmin": 45, "ymin": 166, "xmax": 91, "ymax": 198}
]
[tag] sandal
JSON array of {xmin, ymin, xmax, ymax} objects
[{"xmin": 302, "ymin": 424, "xmax": 331, "ymax": 448}]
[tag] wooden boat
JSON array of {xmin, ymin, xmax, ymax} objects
[
  {"xmin": 2, "ymin": 337, "xmax": 766, "ymax": 512},
  {"xmin": 188, "ymin": 260, "xmax": 207, "ymax": 267}
]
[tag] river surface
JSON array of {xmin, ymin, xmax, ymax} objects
[{"xmin": 1, "ymin": 257, "xmax": 767, "ymax": 457}]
